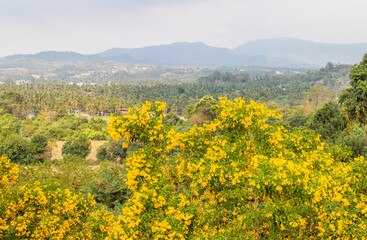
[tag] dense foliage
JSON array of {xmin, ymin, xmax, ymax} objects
[
  {"xmin": 340, "ymin": 54, "xmax": 367, "ymax": 123},
  {"xmin": 0, "ymin": 133, "xmax": 48, "ymax": 164},
  {"xmin": 97, "ymin": 139, "xmax": 128, "ymax": 162},
  {"xmin": 308, "ymin": 101, "xmax": 347, "ymax": 141},
  {"xmin": 2, "ymin": 59, "xmax": 367, "ymax": 239},
  {"xmin": 0, "ymin": 63, "xmax": 351, "ymax": 117},
  {"xmin": 62, "ymin": 135, "xmax": 91, "ymax": 158}
]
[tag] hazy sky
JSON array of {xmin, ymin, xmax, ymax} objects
[{"xmin": 1, "ymin": 0, "xmax": 367, "ymax": 57}]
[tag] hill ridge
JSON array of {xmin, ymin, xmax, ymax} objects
[{"xmin": 2, "ymin": 38, "xmax": 367, "ymax": 67}]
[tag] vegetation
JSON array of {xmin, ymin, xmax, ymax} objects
[
  {"xmin": 2, "ymin": 55, "xmax": 367, "ymax": 238},
  {"xmin": 308, "ymin": 101, "xmax": 347, "ymax": 141},
  {"xmin": 2, "ymin": 96, "xmax": 367, "ymax": 238},
  {"xmin": 105, "ymin": 99, "xmax": 367, "ymax": 238},
  {"xmin": 340, "ymin": 54, "xmax": 367, "ymax": 123},
  {"xmin": 62, "ymin": 135, "xmax": 91, "ymax": 158},
  {"xmin": 0, "ymin": 63, "xmax": 351, "ymax": 117},
  {"xmin": 0, "ymin": 155, "xmax": 114, "ymax": 239},
  {"xmin": 97, "ymin": 139, "xmax": 128, "ymax": 162},
  {"xmin": 0, "ymin": 133, "xmax": 48, "ymax": 164}
]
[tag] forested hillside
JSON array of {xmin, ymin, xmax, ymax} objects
[{"xmin": 0, "ymin": 62, "xmax": 351, "ymax": 116}]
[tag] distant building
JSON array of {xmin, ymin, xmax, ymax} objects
[
  {"xmin": 98, "ymin": 111, "xmax": 111, "ymax": 116},
  {"xmin": 15, "ymin": 80, "xmax": 30, "ymax": 85},
  {"xmin": 116, "ymin": 108, "xmax": 129, "ymax": 115},
  {"xmin": 78, "ymin": 113, "xmax": 91, "ymax": 117},
  {"xmin": 26, "ymin": 113, "xmax": 35, "ymax": 119}
]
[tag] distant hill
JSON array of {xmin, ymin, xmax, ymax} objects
[
  {"xmin": 5, "ymin": 51, "xmax": 100, "ymax": 63},
  {"xmin": 97, "ymin": 42, "xmax": 316, "ymax": 67},
  {"xmin": 2, "ymin": 38, "xmax": 367, "ymax": 68},
  {"xmin": 97, "ymin": 42, "xmax": 234, "ymax": 65},
  {"xmin": 233, "ymin": 38, "xmax": 367, "ymax": 66}
]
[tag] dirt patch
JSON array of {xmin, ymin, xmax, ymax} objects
[
  {"xmin": 86, "ymin": 141, "xmax": 107, "ymax": 162},
  {"xmin": 50, "ymin": 140, "xmax": 107, "ymax": 162},
  {"xmin": 51, "ymin": 141, "xmax": 65, "ymax": 160}
]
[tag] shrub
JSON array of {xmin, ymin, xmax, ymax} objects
[
  {"xmin": 62, "ymin": 135, "xmax": 91, "ymax": 158},
  {"xmin": 97, "ymin": 140, "xmax": 127, "ymax": 162},
  {"xmin": 0, "ymin": 114, "xmax": 21, "ymax": 137},
  {"xmin": 28, "ymin": 134, "xmax": 48, "ymax": 162},
  {"xmin": 0, "ymin": 134, "xmax": 30, "ymax": 164},
  {"xmin": 336, "ymin": 123, "xmax": 367, "ymax": 159},
  {"xmin": 82, "ymin": 162, "xmax": 130, "ymax": 210},
  {"xmin": 308, "ymin": 101, "xmax": 347, "ymax": 141}
]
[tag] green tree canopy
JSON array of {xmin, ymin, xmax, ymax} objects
[
  {"xmin": 308, "ymin": 101, "xmax": 347, "ymax": 141},
  {"xmin": 0, "ymin": 90, "xmax": 24, "ymax": 118},
  {"xmin": 62, "ymin": 135, "xmax": 91, "ymax": 158},
  {"xmin": 340, "ymin": 53, "xmax": 367, "ymax": 123}
]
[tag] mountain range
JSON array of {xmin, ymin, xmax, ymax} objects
[{"xmin": 3, "ymin": 38, "xmax": 367, "ymax": 68}]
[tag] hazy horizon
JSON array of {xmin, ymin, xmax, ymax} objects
[{"xmin": 1, "ymin": 0, "xmax": 367, "ymax": 57}]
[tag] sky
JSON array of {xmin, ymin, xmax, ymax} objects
[{"xmin": 1, "ymin": 0, "xmax": 367, "ymax": 57}]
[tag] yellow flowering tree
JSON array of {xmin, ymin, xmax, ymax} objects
[{"xmin": 108, "ymin": 98, "xmax": 367, "ymax": 239}]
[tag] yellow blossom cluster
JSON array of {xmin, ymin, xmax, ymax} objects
[
  {"xmin": 0, "ymin": 155, "xmax": 120, "ymax": 239},
  {"xmin": 108, "ymin": 101, "xmax": 167, "ymax": 146},
  {"xmin": 0, "ymin": 155, "xmax": 18, "ymax": 186}
]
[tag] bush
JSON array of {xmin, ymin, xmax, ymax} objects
[
  {"xmin": 28, "ymin": 134, "xmax": 48, "ymax": 162},
  {"xmin": 97, "ymin": 140, "xmax": 127, "ymax": 162},
  {"xmin": 308, "ymin": 101, "xmax": 347, "ymax": 141},
  {"xmin": 18, "ymin": 154, "xmax": 95, "ymax": 193},
  {"xmin": 0, "ymin": 114, "xmax": 21, "ymax": 137},
  {"xmin": 0, "ymin": 133, "xmax": 49, "ymax": 165},
  {"xmin": 0, "ymin": 134, "xmax": 30, "ymax": 164},
  {"xmin": 62, "ymin": 135, "xmax": 91, "ymax": 158},
  {"xmin": 82, "ymin": 162, "xmax": 130, "ymax": 210},
  {"xmin": 285, "ymin": 112, "xmax": 310, "ymax": 129},
  {"xmin": 336, "ymin": 123, "xmax": 367, "ymax": 159}
]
